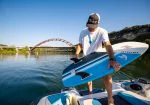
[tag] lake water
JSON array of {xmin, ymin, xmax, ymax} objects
[{"xmin": 0, "ymin": 53, "xmax": 149, "ymax": 105}]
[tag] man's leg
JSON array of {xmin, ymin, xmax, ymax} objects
[
  {"xmin": 103, "ymin": 75, "xmax": 114, "ymax": 105},
  {"xmin": 87, "ymin": 81, "xmax": 92, "ymax": 94}
]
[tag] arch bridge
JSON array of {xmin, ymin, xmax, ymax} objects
[{"xmin": 30, "ymin": 38, "xmax": 74, "ymax": 51}]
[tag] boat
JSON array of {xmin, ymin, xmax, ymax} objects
[{"xmin": 37, "ymin": 72, "xmax": 150, "ymax": 105}]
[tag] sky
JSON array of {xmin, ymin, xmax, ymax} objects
[{"xmin": 0, "ymin": 0, "xmax": 150, "ymax": 47}]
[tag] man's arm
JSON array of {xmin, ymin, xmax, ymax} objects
[
  {"xmin": 103, "ymin": 41, "xmax": 115, "ymax": 60},
  {"xmin": 75, "ymin": 43, "xmax": 82, "ymax": 58},
  {"xmin": 104, "ymin": 41, "xmax": 120, "ymax": 71}
]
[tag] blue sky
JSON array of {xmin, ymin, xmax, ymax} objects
[{"xmin": 0, "ymin": 0, "xmax": 150, "ymax": 47}]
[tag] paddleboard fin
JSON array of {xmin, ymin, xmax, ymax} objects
[
  {"xmin": 75, "ymin": 72, "xmax": 90, "ymax": 79},
  {"xmin": 70, "ymin": 58, "xmax": 80, "ymax": 63}
]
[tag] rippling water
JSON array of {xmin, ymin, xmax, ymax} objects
[{"xmin": 0, "ymin": 53, "xmax": 149, "ymax": 105}]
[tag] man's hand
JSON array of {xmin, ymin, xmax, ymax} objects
[
  {"xmin": 104, "ymin": 41, "xmax": 121, "ymax": 71},
  {"xmin": 108, "ymin": 60, "xmax": 121, "ymax": 71}
]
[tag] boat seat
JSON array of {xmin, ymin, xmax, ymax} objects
[
  {"xmin": 79, "ymin": 98, "xmax": 102, "ymax": 105},
  {"xmin": 65, "ymin": 93, "xmax": 79, "ymax": 105},
  {"xmin": 37, "ymin": 89, "xmax": 103, "ymax": 105},
  {"xmin": 118, "ymin": 91, "xmax": 150, "ymax": 105},
  {"xmin": 47, "ymin": 93, "xmax": 66, "ymax": 105},
  {"xmin": 46, "ymin": 92, "xmax": 101, "ymax": 105},
  {"xmin": 45, "ymin": 93, "xmax": 79, "ymax": 105}
]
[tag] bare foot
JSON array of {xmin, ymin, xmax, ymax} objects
[
  {"xmin": 108, "ymin": 98, "xmax": 114, "ymax": 105},
  {"xmin": 89, "ymin": 91, "xmax": 92, "ymax": 95}
]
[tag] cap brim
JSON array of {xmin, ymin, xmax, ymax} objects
[{"xmin": 86, "ymin": 24, "xmax": 98, "ymax": 29}]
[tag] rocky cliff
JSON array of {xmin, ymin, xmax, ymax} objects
[{"xmin": 109, "ymin": 24, "xmax": 150, "ymax": 52}]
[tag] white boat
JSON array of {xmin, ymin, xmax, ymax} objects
[{"xmin": 37, "ymin": 72, "xmax": 150, "ymax": 105}]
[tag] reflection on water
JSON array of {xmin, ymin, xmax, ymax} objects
[{"xmin": 0, "ymin": 53, "xmax": 149, "ymax": 105}]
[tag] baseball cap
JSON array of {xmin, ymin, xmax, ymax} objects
[{"xmin": 86, "ymin": 13, "xmax": 100, "ymax": 29}]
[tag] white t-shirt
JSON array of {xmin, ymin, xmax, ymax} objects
[{"xmin": 79, "ymin": 27, "xmax": 109, "ymax": 55}]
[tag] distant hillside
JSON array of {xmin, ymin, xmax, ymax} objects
[
  {"xmin": 0, "ymin": 44, "xmax": 8, "ymax": 47},
  {"xmin": 109, "ymin": 24, "xmax": 150, "ymax": 52}
]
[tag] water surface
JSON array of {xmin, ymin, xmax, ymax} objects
[{"xmin": 0, "ymin": 53, "xmax": 149, "ymax": 105}]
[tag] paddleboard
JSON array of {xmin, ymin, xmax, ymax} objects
[{"xmin": 62, "ymin": 42, "xmax": 149, "ymax": 87}]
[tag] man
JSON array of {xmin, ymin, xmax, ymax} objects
[{"xmin": 75, "ymin": 13, "xmax": 120, "ymax": 105}]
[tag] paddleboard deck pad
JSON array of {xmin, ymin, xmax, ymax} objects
[{"xmin": 62, "ymin": 42, "xmax": 149, "ymax": 87}]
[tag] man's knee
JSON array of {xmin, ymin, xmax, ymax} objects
[{"xmin": 103, "ymin": 75, "xmax": 112, "ymax": 81}]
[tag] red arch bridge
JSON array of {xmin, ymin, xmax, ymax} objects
[{"xmin": 30, "ymin": 38, "xmax": 76, "ymax": 52}]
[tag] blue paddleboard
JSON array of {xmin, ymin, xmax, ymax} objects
[{"xmin": 62, "ymin": 42, "xmax": 149, "ymax": 87}]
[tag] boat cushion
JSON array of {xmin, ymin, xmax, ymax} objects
[
  {"xmin": 118, "ymin": 91, "xmax": 150, "ymax": 105},
  {"xmin": 47, "ymin": 93, "xmax": 79, "ymax": 105},
  {"xmin": 82, "ymin": 98, "xmax": 102, "ymax": 105},
  {"xmin": 47, "ymin": 93, "xmax": 67, "ymax": 105}
]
